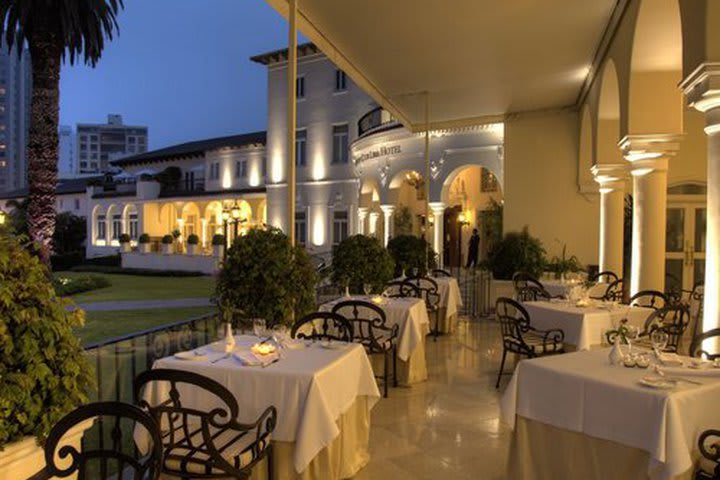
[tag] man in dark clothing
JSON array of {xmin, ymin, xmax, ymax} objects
[{"xmin": 466, "ymin": 228, "xmax": 481, "ymax": 268}]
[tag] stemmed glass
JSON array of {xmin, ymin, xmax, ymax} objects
[
  {"xmin": 411, "ymin": 267, "xmax": 419, "ymax": 278},
  {"xmin": 363, "ymin": 283, "xmax": 372, "ymax": 296},
  {"xmin": 253, "ymin": 318, "xmax": 267, "ymax": 338},
  {"xmin": 651, "ymin": 330, "xmax": 669, "ymax": 357},
  {"xmin": 625, "ymin": 324, "xmax": 640, "ymax": 354}
]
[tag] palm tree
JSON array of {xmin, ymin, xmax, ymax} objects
[{"xmin": 1, "ymin": 0, "xmax": 123, "ymax": 267}]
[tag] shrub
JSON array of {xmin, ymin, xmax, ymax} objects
[
  {"xmin": 53, "ymin": 274, "xmax": 111, "ymax": 296},
  {"xmin": 485, "ymin": 226, "xmax": 546, "ymax": 280},
  {"xmin": 83, "ymin": 254, "xmax": 121, "ymax": 267},
  {"xmin": 171, "ymin": 229, "xmax": 181, "ymax": 239},
  {"xmin": 187, "ymin": 234, "xmax": 199, "ymax": 245},
  {"xmin": 215, "ymin": 227, "xmax": 317, "ymax": 328},
  {"xmin": 51, "ymin": 251, "xmax": 85, "ymax": 271},
  {"xmin": 53, "ymin": 212, "xmax": 87, "ymax": 255},
  {"xmin": 331, "ymin": 235, "xmax": 394, "ymax": 293},
  {"xmin": 69, "ymin": 265, "xmax": 205, "ymax": 276},
  {"xmin": 118, "ymin": 233, "xmax": 131, "ymax": 243},
  {"xmin": 212, "ymin": 234, "xmax": 226, "ymax": 246},
  {"xmin": 138, "ymin": 233, "xmax": 151, "ymax": 243},
  {"xmin": 386, "ymin": 234, "xmax": 437, "ymax": 276},
  {"xmin": 0, "ymin": 234, "xmax": 94, "ymax": 448},
  {"xmin": 161, "ymin": 235, "xmax": 174, "ymax": 244}
]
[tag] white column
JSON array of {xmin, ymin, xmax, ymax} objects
[
  {"xmin": 380, "ymin": 204, "xmax": 395, "ymax": 247},
  {"xmin": 591, "ymin": 164, "xmax": 627, "ymax": 276},
  {"xmin": 369, "ymin": 211, "xmax": 379, "ymax": 237},
  {"xmin": 621, "ymin": 135, "xmax": 680, "ymax": 294},
  {"xmin": 200, "ymin": 218, "xmax": 208, "ymax": 248},
  {"xmin": 683, "ymin": 64, "xmax": 720, "ymax": 333},
  {"xmin": 429, "ymin": 202, "xmax": 446, "ymax": 268},
  {"xmin": 357, "ymin": 207, "xmax": 369, "ymax": 235}
]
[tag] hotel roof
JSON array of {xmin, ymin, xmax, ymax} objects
[{"xmin": 250, "ymin": 42, "xmax": 321, "ymax": 65}]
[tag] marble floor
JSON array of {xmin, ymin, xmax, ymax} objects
[{"xmin": 354, "ymin": 317, "xmax": 512, "ymax": 480}]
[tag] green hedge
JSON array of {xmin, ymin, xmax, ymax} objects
[
  {"xmin": 51, "ymin": 251, "xmax": 85, "ymax": 271},
  {"xmin": 53, "ymin": 275, "xmax": 111, "ymax": 296},
  {"xmin": 69, "ymin": 265, "xmax": 206, "ymax": 277},
  {"xmin": 83, "ymin": 254, "xmax": 122, "ymax": 267}
]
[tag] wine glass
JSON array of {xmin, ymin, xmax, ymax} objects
[
  {"xmin": 272, "ymin": 324, "xmax": 288, "ymax": 344},
  {"xmin": 363, "ymin": 283, "xmax": 372, "ymax": 296},
  {"xmin": 651, "ymin": 330, "xmax": 669, "ymax": 355},
  {"xmin": 253, "ymin": 318, "xmax": 266, "ymax": 338},
  {"xmin": 411, "ymin": 267, "xmax": 419, "ymax": 278},
  {"xmin": 625, "ymin": 324, "xmax": 640, "ymax": 354}
]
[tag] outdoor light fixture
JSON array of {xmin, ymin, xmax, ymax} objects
[
  {"xmin": 0, "ymin": 209, "xmax": 6, "ymax": 226},
  {"xmin": 221, "ymin": 209, "xmax": 231, "ymax": 221},
  {"xmin": 231, "ymin": 201, "xmax": 241, "ymax": 219}
]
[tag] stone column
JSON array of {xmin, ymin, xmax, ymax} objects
[
  {"xmin": 683, "ymin": 64, "xmax": 720, "ymax": 332},
  {"xmin": 620, "ymin": 135, "xmax": 681, "ymax": 294},
  {"xmin": 369, "ymin": 211, "xmax": 379, "ymax": 237},
  {"xmin": 380, "ymin": 204, "xmax": 395, "ymax": 247},
  {"xmin": 357, "ymin": 207, "xmax": 369, "ymax": 235},
  {"xmin": 429, "ymin": 202, "xmax": 446, "ymax": 268},
  {"xmin": 591, "ymin": 164, "xmax": 627, "ymax": 276}
]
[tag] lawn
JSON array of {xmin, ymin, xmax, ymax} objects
[
  {"xmin": 77, "ymin": 306, "xmax": 217, "ymax": 345},
  {"xmin": 58, "ymin": 272, "xmax": 216, "ymax": 304}
]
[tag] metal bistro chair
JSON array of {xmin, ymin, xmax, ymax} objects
[
  {"xmin": 590, "ymin": 270, "xmax": 619, "ymax": 284},
  {"xmin": 629, "ymin": 290, "xmax": 668, "ymax": 310},
  {"xmin": 27, "ymin": 401, "xmax": 163, "ymax": 480},
  {"xmin": 602, "ymin": 278, "xmax": 626, "ymax": 303},
  {"xmin": 696, "ymin": 429, "xmax": 720, "ymax": 480},
  {"xmin": 406, "ymin": 275, "xmax": 442, "ymax": 340},
  {"xmin": 291, "ymin": 311, "xmax": 353, "ymax": 342},
  {"xmin": 383, "ymin": 279, "xmax": 421, "ymax": 298},
  {"xmin": 640, "ymin": 303, "xmax": 690, "ymax": 353},
  {"xmin": 431, "ymin": 269, "xmax": 452, "ymax": 278},
  {"xmin": 495, "ymin": 297, "xmax": 565, "ymax": 389},
  {"xmin": 332, "ymin": 300, "xmax": 398, "ymax": 398},
  {"xmin": 134, "ymin": 369, "xmax": 276, "ymax": 480},
  {"xmin": 690, "ymin": 328, "xmax": 720, "ymax": 361},
  {"xmin": 512, "ymin": 272, "xmax": 558, "ymax": 301}
]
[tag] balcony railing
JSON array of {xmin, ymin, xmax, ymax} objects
[
  {"xmin": 357, "ymin": 106, "xmax": 402, "ymax": 138},
  {"xmin": 159, "ymin": 179, "xmax": 206, "ymax": 197}
]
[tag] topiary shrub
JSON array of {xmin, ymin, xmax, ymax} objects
[
  {"xmin": 53, "ymin": 274, "xmax": 111, "ymax": 296},
  {"xmin": 215, "ymin": 227, "xmax": 317, "ymax": 327},
  {"xmin": 138, "ymin": 233, "xmax": 150, "ymax": 244},
  {"xmin": 331, "ymin": 235, "xmax": 394, "ymax": 294},
  {"xmin": 211, "ymin": 234, "xmax": 225, "ymax": 246},
  {"xmin": 187, "ymin": 234, "xmax": 199, "ymax": 245},
  {"xmin": 485, "ymin": 226, "xmax": 546, "ymax": 280},
  {"xmin": 0, "ymin": 234, "xmax": 94, "ymax": 449},
  {"xmin": 161, "ymin": 235, "xmax": 174, "ymax": 244},
  {"xmin": 118, "ymin": 233, "xmax": 131, "ymax": 244},
  {"xmin": 386, "ymin": 234, "xmax": 437, "ymax": 277}
]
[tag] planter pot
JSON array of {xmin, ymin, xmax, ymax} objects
[
  {"xmin": 213, "ymin": 245, "xmax": 224, "ymax": 258},
  {"xmin": 489, "ymin": 278, "xmax": 515, "ymax": 306},
  {"xmin": 139, "ymin": 243, "xmax": 151, "ymax": 254},
  {"xmin": 0, "ymin": 418, "xmax": 93, "ymax": 480},
  {"xmin": 161, "ymin": 244, "xmax": 173, "ymax": 255},
  {"xmin": 120, "ymin": 242, "xmax": 131, "ymax": 253},
  {"xmin": 188, "ymin": 244, "xmax": 199, "ymax": 256}
]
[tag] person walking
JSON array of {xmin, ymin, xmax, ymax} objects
[{"xmin": 466, "ymin": 228, "xmax": 481, "ymax": 268}]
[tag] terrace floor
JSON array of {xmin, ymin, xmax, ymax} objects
[{"xmin": 355, "ymin": 318, "xmax": 510, "ymax": 479}]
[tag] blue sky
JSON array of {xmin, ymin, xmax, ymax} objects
[{"xmin": 59, "ymin": 0, "xmax": 296, "ymax": 149}]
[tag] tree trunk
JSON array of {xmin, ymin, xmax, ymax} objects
[{"xmin": 27, "ymin": 31, "xmax": 62, "ymax": 268}]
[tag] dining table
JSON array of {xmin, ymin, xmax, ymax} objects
[
  {"xmin": 522, "ymin": 299, "xmax": 654, "ymax": 351},
  {"xmin": 432, "ymin": 276, "xmax": 463, "ymax": 334},
  {"xmin": 138, "ymin": 335, "xmax": 381, "ymax": 480},
  {"xmin": 500, "ymin": 348, "xmax": 720, "ymax": 480},
  {"xmin": 320, "ymin": 294, "xmax": 430, "ymax": 385}
]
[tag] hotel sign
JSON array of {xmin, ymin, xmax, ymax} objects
[{"xmin": 356, "ymin": 144, "xmax": 401, "ymax": 162}]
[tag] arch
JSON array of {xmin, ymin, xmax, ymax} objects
[
  {"xmin": 204, "ymin": 201, "xmax": 224, "ymax": 243},
  {"xmin": 158, "ymin": 203, "xmax": 179, "ymax": 235},
  {"xmin": 180, "ymin": 202, "xmax": 201, "ymax": 238},
  {"xmin": 256, "ymin": 199, "xmax": 267, "ymax": 224},
  {"xmin": 91, "ymin": 204, "xmax": 106, "ymax": 245},
  {"xmin": 123, "ymin": 204, "xmax": 139, "ymax": 240},
  {"xmin": 106, "ymin": 204, "xmax": 121, "ymax": 244},
  {"xmin": 440, "ymin": 164, "xmax": 503, "ymax": 208},
  {"xmin": 627, "ymin": 0, "xmax": 683, "ymax": 135},
  {"xmin": 578, "ymin": 105, "xmax": 595, "ymax": 190},
  {"xmin": 596, "ymin": 59, "xmax": 623, "ymax": 165}
]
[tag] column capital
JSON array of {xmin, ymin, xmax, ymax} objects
[
  {"xmin": 592, "ymin": 164, "xmax": 627, "ymax": 193},
  {"xmin": 379, "ymin": 204, "xmax": 396, "ymax": 215},
  {"xmin": 619, "ymin": 134, "xmax": 682, "ymax": 163},
  {"xmin": 428, "ymin": 201, "xmax": 446, "ymax": 215},
  {"xmin": 357, "ymin": 207, "xmax": 369, "ymax": 218},
  {"xmin": 681, "ymin": 63, "xmax": 720, "ymax": 134}
]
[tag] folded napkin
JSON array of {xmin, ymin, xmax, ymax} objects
[
  {"xmin": 657, "ymin": 364, "xmax": 720, "ymax": 377},
  {"xmin": 282, "ymin": 339, "xmax": 306, "ymax": 350},
  {"xmin": 657, "ymin": 352, "xmax": 685, "ymax": 367},
  {"xmin": 233, "ymin": 350, "xmax": 279, "ymax": 367}
]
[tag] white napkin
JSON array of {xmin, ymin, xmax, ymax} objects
[
  {"xmin": 658, "ymin": 352, "xmax": 685, "ymax": 367},
  {"xmin": 233, "ymin": 350, "xmax": 279, "ymax": 367},
  {"xmin": 282, "ymin": 339, "xmax": 306, "ymax": 350}
]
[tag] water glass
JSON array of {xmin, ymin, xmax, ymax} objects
[
  {"xmin": 651, "ymin": 330, "xmax": 669, "ymax": 353},
  {"xmin": 411, "ymin": 267, "xmax": 419, "ymax": 277},
  {"xmin": 253, "ymin": 318, "xmax": 267, "ymax": 338},
  {"xmin": 625, "ymin": 324, "xmax": 640, "ymax": 353},
  {"xmin": 363, "ymin": 283, "xmax": 372, "ymax": 295},
  {"xmin": 272, "ymin": 324, "xmax": 288, "ymax": 344}
]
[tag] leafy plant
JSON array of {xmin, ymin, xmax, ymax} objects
[
  {"xmin": 393, "ymin": 205, "xmax": 413, "ymax": 235},
  {"xmin": 118, "ymin": 233, "xmax": 131, "ymax": 244},
  {"xmin": 138, "ymin": 233, "xmax": 150, "ymax": 244},
  {"xmin": 212, "ymin": 234, "xmax": 226, "ymax": 246},
  {"xmin": 171, "ymin": 229, "xmax": 181, "ymax": 239},
  {"xmin": 53, "ymin": 213, "xmax": 87, "ymax": 255},
  {"xmin": 0, "ymin": 234, "xmax": 94, "ymax": 448},
  {"xmin": 331, "ymin": 235, "xmax": 394, "ymax": 294},
  {"xmin": 215, "ymin": 227, "xmax": 317, "ymax": 328},
  {"xmin": 161, "ymin": 235, "xmax": 174, "ymax": 245},
  {"xmin": 547, "ymin": 243, "xmax": 584, "ymax": 277},
  {"xmin": 485, "ymin": 227, "xmax": 546, "ymax": 280},
  {"xmin": 53, "ymin": 274, "xmax": 111, "ymax": 296},
  {"xmin": 187, "ymin": 234, "xmax": 199, "ymax": 245},
  {"xmin": 386, "ymin": 234, "xmax": 437, "ymax": 276}
]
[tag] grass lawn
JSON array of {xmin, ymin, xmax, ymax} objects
[
  {"xmin": 58, "ymin": 271, "xmax": 216, "ymax": 304},
  {"xmin": 77, "ymin": 306, "xmax": 217, "ymax": 345}
]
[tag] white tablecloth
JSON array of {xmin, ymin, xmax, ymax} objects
[
  {"xmin": 501, "ymin": 349, "xmax": 720, "ymax": 480},
  {"xmin": 541, "ymin": 280, "xmax": 609, "ymax": 299},
  {"xmin": 144, "ymin": 336, "xmax": 380, "ymax": 474},
  {"xmin": 434, "ymin": 277, "xmax": 463, "ymax": 319},
  {"xmin": 523, "ymin": 300, "xmax": 654, "ymax": 350}
]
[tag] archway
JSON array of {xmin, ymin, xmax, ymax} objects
[
  {"xmin": 123, "ymin": 204, "xmax": 139, "ymax": 241},
  {"xmin": 387, "ymin": 169, "xmax": 426, "ymax": 238},
  {"xmin": 180, "ymin": 202, "xmax": 201, "ymax": 239},
  {"xmin": 359, "ymin": 177, "xmax": 381, "ymax": 236},
  {"xmin": 596, "ymin": 59, "xmax": 622, "ymax": 165},
  {"xmin": 106, "ymin": 204, "xmax": 121, "ymax": 245},
  {"xmin": 158, "ymin": 203, "xmax": 179, "ymax": 237},
  {"xmin": 91, "ymin": 205, "xmax": 106, "ymax": 245},
  {"xmin": 204, "ymin": 201, "xmax": 224, "ymax": 247}
]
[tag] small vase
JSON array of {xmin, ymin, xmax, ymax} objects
[
  {"xmin": 344, "ymin": 285, "xmax": 351, "ymax": 297},
  {"xmin": 223, "ymin": 322, "xmax": 235, "ymax": 352},
  {"xmin": 608, "ymin": 336, "xmax": 625, "ymax": 366}
]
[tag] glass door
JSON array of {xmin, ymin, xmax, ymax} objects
[{"xmin": 665, "ymin": 203, "xmax": 706, "ymax": 293}]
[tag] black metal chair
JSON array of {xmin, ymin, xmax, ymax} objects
[
  {"xmin": 690, "ymin": 328, "xmax": 720, "ymax": 361},
  {"xmin": 291, "ymin": 311, "xmax": 353, "ymax": 342},
  {"xmin": 696, "ymin": 429, "xmax": 720, "ymax": 479},
  {"xmin": 383, "ymin": 279, "xmax": 421, "ymax": 298},
  {"xmin": 629, "ymin": 289, "xmax": 668, "ymax": 310},
  {"xmin": 331, "ymin": 300, "xmax": 398, "ymax": 397},
  {"xmin": 688, "ymin": 284, "xmax": 705, "ymax": 342},
  {"xmin": 27, "ymin": 401, "xmax": 163, "ymax": 480},
  {"xmin": 516, "ymin": 285, "xmax": 553, "ymax": 302},
  {"xmin": 134, "ymin": 369, "xmax": 276, "ymax": 480},
  {"xmin": 495, "ymin": 297, "xmax": 565, "ymax": 389},
  {"xmin": 431, "ymin": 269, "xmax": 452, "ymax": 277},
  {"xmin": 406, "ymin": 275, "xmax": 442, "ymax": 340},
  {"xmin": 602, "ymin": 278, "xmax": 626, "ymax": 302},
  {"xmin": 640, "ymin": 303, "xmax": 690, "ymax": 353},
  {"xmin": 590, "ymin": 270, "xmax": 619, "ymax": 284}
]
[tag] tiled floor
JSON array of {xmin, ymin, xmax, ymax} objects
[{"xmin": 355, "ymin": 317, "xmax": 511, "ymax": 480}]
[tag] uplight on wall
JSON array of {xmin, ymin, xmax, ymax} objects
[
  {"xmin": 630, "ymin": 168, "xmax": 653, "ymax": 177},
  {"xmin": 312, "ymin": 209, "xmax": 326, "ymax": 246},
  {"xmin": 222, "ymin": 168, "xmax": 232, "ymax": 189},
  {"xmin": 271, "ymin": 153, "xmax": 283, "ymax": 183},
  {"xmin": 312, "ymin": 156, "xmax": 325, "ymax": 181},
  {"xmin": 249, "ymin": 165, "xmax": 260, "ymax": 187}
]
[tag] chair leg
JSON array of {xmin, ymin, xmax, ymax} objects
[
  {"xmin": 267, "ymin": 443, "xmax": 274, "ymax": 480},
  {"xmin": 393, "ymin": 346, "xmax": 398, "ymax": 387},
  {"xmin": 433, "ymin": 310, "xmax": 439, "ymax": 341},
  {"xmin": 383, "ymin": 351, "xmax": 389, "ymax": 398},
  {"xmin": 495, "ymin": 348, "xmax": 507, "ymax": 389}
]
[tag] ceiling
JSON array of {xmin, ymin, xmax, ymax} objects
[{"xmin": 265, "ymin": 0, "xmax": 619, "ymax": 131}]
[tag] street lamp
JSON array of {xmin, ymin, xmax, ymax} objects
[{"xmin": 221, "ymin": 208, "xmax": 231, "ymax": 253}]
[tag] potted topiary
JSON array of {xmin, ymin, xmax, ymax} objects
[
  {"xmin": 215, "ymin": 227, "xmax": 317, "ymax": 328},
  {"xmin": 161, "ymin": 234, "xmax": 174, "ymax": 255},
  {"xmin": 118, "ymin": 233, "xmax": 131, "ymax": 253},
  {"xmin": 0, "ymin": 234, "xmax": 94, "ymax": 478},
  {"xmin": 212, "ymin": 234, "xmax": 225, "ymax": 258},
  {"xmin": 186, "ymin": 233, "xmax": 200, "ymax": 255},
  {"xmin": 138, "ymin": 233, "xmax": 151, "ymax": 254},
  {"xmin": 171, "ymin": 228, "xmax": 183, "ymax": 254},
  {"xmin": 484, "ymin": 226, "xmax": 546, "ymax": 303},
  {"xmin": 331, "ymin": 234, "xmax": 394, "ymax": 294},
  {"xmin": 386, "ymin": 234, "xmax": 437, "ymax": 277}
]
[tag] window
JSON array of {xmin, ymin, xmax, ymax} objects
[
  {"xmin": 129, "ymin": 213, "xmax": 138, "ymax": 239},
  {"xmin": 80, "ymin": 161, "xmax": 87, "ymax": 168},
  {"xmin": 209, "ymin": 162, "xmax": 220, "ymax": 180},
  {"xmin": 74, "ymin": 198, "xmax": 80, "ymax": 210},
  {"xmin": 296, "ymin": 76, "xmax": 305, "ymax": 99},
  {"xmin": 295, "ymin": 211, "xmax": 307, "ymax": 246},
  {"xmin": 128, "ymin": 137, "xmax": 136, "ymax": 144},
  {"xmin": 332, "ymin": 125, "xmax": 349, "ymax": 164},
  {"xmin": 335, "ymin": 69, "xmax": 347, "ymax": 91},
  {"xmin": 333, "ymin": 210, "xmax": 349, "ymax": 245},
  {"xmin": 295, "ymin": 130, "xmax": 307, "ymax": 167},
  {"xmin": 90, "ymin": 144, "xmax": 98, "ymax": 151},
  {"xmin": 112, "ymin": 215, "xmax": 122, "ymax": 240},
  {"xmin": 235, "ymin": 159, "xmax": 247, "ymax": 178},
  {"xmin": 96, "ymin": 215, "xmax": 106, "ymax": 240},
  {"xmin": 90, "ymin": 135, "xmax": 98, "ymax": 142}
]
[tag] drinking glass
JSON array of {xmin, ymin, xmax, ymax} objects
[
  {"xmin": 253, "ymin": 318, "xmax": 267, "ymax": 338},
  {"xmin": 625, "ymin": 324, "xmax": 640, "ymax": 353},
  {"xmin": 411, "ymin": 267, "xmax": 419, "ymax": 277},
  {"xmin": 650, "ymin": 330, "xmax": 669, "ymax": 354},
  {"xmin": 272, "ymin": 324, "xmax": 288, "ymax": 344},
  {"xmin": 363, "ymin": 283, "xmax": 372, "ymax": 295}
]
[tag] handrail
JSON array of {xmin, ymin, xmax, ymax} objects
[{"xmin": 357, "ymin": 106, "xmax": 401, "ymax": 138}]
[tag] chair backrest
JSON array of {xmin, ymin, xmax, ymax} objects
[
  {"xmin": 688, "ymin": 284, "xmax": 705, "ymax": 338},
  {"xmin": 629, "ymin": 290, "xmax": 668, "ymax": 310},
  {"xmin": 689, "ymin": 328, "xmax": 720, "ymax": 360},
  {"xmin": 331, "ymin": 300, "xmax": 397, "ymax": 352},
  {"xmin": 495, "ymin": 297, "xmax": 531, "ymax": 349},
  {"xmin": 516, "ymin": 285, "xmax": 551, "ymax": 302},
  {"xmin": 405, "ymin": 275, "xmax": 441, "ymax": 310},
  {"xmin": 643, "ymin": 304, "xmax": 690, "ymax": 353},
  {"xmin": 383, "ymin": 279, "xmax": 421, "ymax": 298},
  {"xmin": 697, "ymin": 429, "xmax": 720, "ymax": 479},
  {"xmin": 590, "ymin": 270, "xmax": 619, "ymax": 284},
  {"xmin": 291, "ymin": 311, "xmax": 353, "ymax": 342},
  {"xmin": 28, "ymin": 401, "xmax": 162, "ymax": 480},
  {"xmin": 431, "ymin": 269, "xmax": 452, "ymax": 277},
  {"xmin": 603, "ymin": 278, "xmax": 625, "ymax": 302},
  {"xmin": 512, "ymin": 271, "xmax": 542, "ymax": 291}
]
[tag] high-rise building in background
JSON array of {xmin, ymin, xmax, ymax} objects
[
  {"xmin": 76, "ymin": 114, "xmax": 148, "ymax": 174},
  {"xmin": 0, "ymin": 41, "xmax": 31, "ymax": 194},
  {"xmin": 58, "ymin": 125, "xmax": 74, "ymax": 178}
]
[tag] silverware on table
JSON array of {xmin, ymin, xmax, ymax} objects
[
  {"xmin": 262, "ymin": 358, "xmax": 280, "ymax": 368},
  {"xmin": 210, "ymin": 353, "xmax": 231, "ymax": 364}
]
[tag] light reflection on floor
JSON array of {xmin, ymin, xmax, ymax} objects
[{"xmin": 354, "ymin": 318, "xmax": 510, "ymax": 479}]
